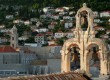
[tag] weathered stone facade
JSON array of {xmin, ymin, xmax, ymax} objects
[
  {"xmin": 10, "ymin": 25, "xmax": 18, "ymax": 49},
  {"xmin": 61, "ymin": 3, "xmax": 110, "ymax": 77}
]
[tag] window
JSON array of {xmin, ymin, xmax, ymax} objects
[
  {"xmin": 0, "ymin": 71, "xmax": 3, "ymax": 74},
  {"xmin": 12, "ymin": 37, "xmax": 14, "ymax": 40},
  {"xmin": 12, "ymin": 44, "xmax": 14, "ymax": 48}
]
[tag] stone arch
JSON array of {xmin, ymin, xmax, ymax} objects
[
  {"xmin": 61, "ymin": 3, "xmax": 110, "ymax": 78},
  {"xmin": 61, "ymin": 41, "xmax": 81, "ymax": 72},
  {"xmin": 86, "ymin": 43, "xmax": 100, "ymax": 77},
  {"xmin": 75, "ymin": 4, "xmax": 94, "ymax": 31},
  {"xmin": 67, "ymin": 43, "xmax": 80, "ymax": 51},
  {"xmin": 85, "ymin": 42, "xmax": 109, "ymax": 76},
  {"xmin": 86, "ymin": 43, "xmax": 100, "ymax": 59},
  {"xmin": 67, "ymin": 44, "xmax": 80, "ymax": 71}
]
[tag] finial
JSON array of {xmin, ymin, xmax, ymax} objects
[
  {"xmin": 13, "ymin": 25, "xmax": 16, "ymax": 28},
  {"xmin": 12, "ymin": 25, "xmax": 17, "ymax": 30},
  {"xmin": 83, "ymin": 3, "xmax": 87, "ymax": 7}
]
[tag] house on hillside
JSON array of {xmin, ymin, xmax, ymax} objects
[
  {"xmin": 65, "ymin": 31, "xmax": 74, "ymax": 38},
  {"xmin": 106, "ymin": 30, "xmax": 110, "ymax": 34},
  {"xmin": 35, "ymin": 34, "xmax": 47, "ymax": 46},
  {"xmin": 48, "ymin": 24, "xmax": 55, "ymax": 30},
  {"xmin": 36, "ymin": 28, "xmax": 48, "ymax": 33},
  {"xmin": 94, "ymin": 26, "xmax": 105, "ymax": 31},
  {"xmin": 100, "ymin": 11, "xmax": 110, "ymax": 17},
  {"xmin": 100, "ymin": 34, "xmax": 109, "ymax": 39},
  {"xmin": 24, "ymin": 20, "xmax": 31, "ymax": 26},
  {"xmin": 13, "ymin": 19, "xmax": 24, "ymax": 24},
  {"xmin": 93, "ymin": 11, "xmax": 99, "ymax": 18},
  {"xmin": 55, "ymin": 7, "xmax": 65, "ymax": 12},
  {"xmin": 48, "ymin": 40, "xmax": 56, "ymax": 46},
  {"xmin": 54, "ymin": 31, "xmax": 64, "ymax": 38},
  {"xmin": 94, "ymin": 19, "xmax": 101, "ymax": 23},
  {"xmin": 0, "ymin": 25, "xmax": 5, "ymax": 29},
  {"xmin": 5, "ymin": 15, "xmax": 14, "ymax": 20},
  {"xmin": 64, "ymin": 21, "xmax": 73, "ymax": 28}
]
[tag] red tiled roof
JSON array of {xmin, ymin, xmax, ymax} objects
[
  {"xmin": 49, "ymin": 44, "xmax": 57, "ymax": 46},
  {"xmin": 56, "ymin": 8, "xmax": 65, "ymax": 10},
  {"xmin": 36, "ymin": 34, "xmax": 44, "ymax": 36},
  {"xmin": 3, "ymin": 71, "xmax": 91, "ymax": 80},
  {"xmin": 107, "ymin": 30, "xmax": 110, "ymax": 32},
  {"xmin": 101, "ymin": 11, "xmax": 110, "ymax": 13},
  {"xmin": 94, "ymin": 26, "xmax": 104, "ymax": 29},
  {"xmin": 56, "ymin": 31, "xmax": 63, "ymax": 33},
  {"xmin": 51, "ymin": 22, "xmax": 57, "ymax": 25},
  {"xmin": 49, "ymin": 24, "xmax": 55, "ymax": 26},
  {"xmin": 0, "ymin": 46, "xmax": 17, "ymax": 53},
  {"xmin": 46, "ymin": 32, "xmax": 53, "ymax": 35}
]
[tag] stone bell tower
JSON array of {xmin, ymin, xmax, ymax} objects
[
  {"xmin": 61, "ymin": 3, "xmax": 110, "ymax": 78},
  {"xmin": 10, "ymin": 25, "xmax": 18, "ymax": 49}
]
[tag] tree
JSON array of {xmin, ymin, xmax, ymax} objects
[
  {"xmin": 25, "ymin": 36, "xmax": 35, "ymax": 43},
  {"xmin": 95, "ymin": 30, "xmax": 106, "ymax": 38},
  {"xmin": 56, "ymin": 38, "xmax": 64, "ymax": 45},
  {"xmin": 16, "ymin": 24, "xmax": 31, "ymax": 37},
  {"xmin": 0, "ymin": 32, "xmax": 4, "ymax": 37}
]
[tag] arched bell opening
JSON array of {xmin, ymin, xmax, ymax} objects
[
  {"xmin": 80, "ymin": 10, "xmax": 88, "ymax": 31},
  {"xmin": 87, "ymin": 44, "xmax": 100, "ymax": 77},
  {"xmin": 68, "ymin": 44, "xmax": 80, "ymax": 71}
]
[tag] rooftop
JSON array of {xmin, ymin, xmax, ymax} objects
[
  {"xmin": 2, "ymin": 72, "xmax": 91, "ymax": 80},
  {"xmin": 0, "ymin": 46, "xmax": 17, "ymax": 53}
]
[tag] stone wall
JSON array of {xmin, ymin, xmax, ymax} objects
[
  {"xmin": 47, "ymin": 59, "xmax": 61, "ymax": 73},
  {"xmin": 0, "ymin": 53, "xmax": 20, "ymax": 64}
]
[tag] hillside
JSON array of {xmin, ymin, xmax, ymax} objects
[{"xmin": 0, "ymin": 0, "xmax": 109, "ymax": 11}]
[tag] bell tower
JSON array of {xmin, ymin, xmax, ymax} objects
[
  {"xmin": 10, "ymin": 25, "xmax": 18, "ymax": 49},
  {"xmin": 61, "ymin": 3, "xmax": 110, "ymax": 78}
]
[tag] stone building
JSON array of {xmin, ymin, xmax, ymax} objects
[
  {"xmin": 61, "ymin": 3, "xmax": 110, "ymax": 79},
  {"xmin": 0, "ymin": 46, "xmax": 29, "ymax": 76},
  {"xmin": 10, "ymin": 25, "xmax": 18, "ymax": 49},
  {"xmin": 34, "ymin": 34, "xmax": 47, "ymax": 46}
]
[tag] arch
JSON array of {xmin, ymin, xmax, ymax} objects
[
  {"xmin": 67, "ymin": 44, "xmax": 80, "ymax": 51},
  {"xmin": 85, "ymin": 42, "xmax": 109, "ymax": 76},
  {"xmin": 61, "ymin": 42, "xmax": 81, "ymax": 72},
  {"xmin": 86, "ymin": 43, "xmax": 100, "ymax": 77},
  {"xmin": 86, "ymin": 43, "xmax": 100, "ymax": 58},
  {"xmin": 75, "ymin": 3, "xmax": 94, "ymax": 32},
  {"xmin": 61, "ymin": 3, "xmax": 110, "ymax": 77}
]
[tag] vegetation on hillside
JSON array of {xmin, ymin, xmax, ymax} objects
[{"xmin": 0, "ymin": 0, "xmax": 109, "ymax": 11}]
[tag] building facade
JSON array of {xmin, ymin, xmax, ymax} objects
[
  {"xmin": 61, "ymin": 3, "xmax": 110, "ymax": 78},
  {"xmin": 10, "ymin": 25, "xmax": 18, "ymax": 49}
]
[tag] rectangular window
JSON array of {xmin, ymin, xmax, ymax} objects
[
  {"xmin": 12, "ymin": 44, "xmax": 14, "ymax": 48},
  {"xmin": 12, "ymin": 37, "xmax": 14, "ymax": 40}
]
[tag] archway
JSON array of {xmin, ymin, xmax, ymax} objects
[
  {"xmin": 80, "ymin": 10, "xmax": 88, "ymax": 31},
  {"xmin": 86, "ymin": 44, "xmax": 100, "ymax": 77},
  {"xmin": 61, "ymin": 4, "xmax": 110, "ymax": 77},
  {"xmin": 67, "ymin": 44, "xmax": 80, "ymax": 71}
]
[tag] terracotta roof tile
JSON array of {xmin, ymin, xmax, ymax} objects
[
  {"xmin": 36, "ymin": 34, "xmax": 44, "ymax": 36},
  {"xmin": 49, "ymin": 44, "xmax": 58, "ymax": 46},
  {"xmin": 5, "ymin": 71, "xmax": 91, "ymax": 80},
  {"xmin": 0, "ymin": 46, "xmax": 17, "ymax": 53}
]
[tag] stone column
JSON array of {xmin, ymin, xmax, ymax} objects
[
  {"xmin": 64, "ymin": 51, "xmax": 70, "ymax": 72},
  {"xmin": 99, "ymin": 50, "xmax": 108, "ymax": 75},
  {"xmin": 80, "ymin": 50, "xmax": 84, "ymax": 70},
  {"xmin": 84, "ymin": 50, "xmax": 92, "ymax": 77},
  {"xmin": 61, "ymin": 50, "xmax": 70, "ymax": 72},
  {"xmin": 61, "ymin": 50, "xmax": 65, "ymax": 72}
]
